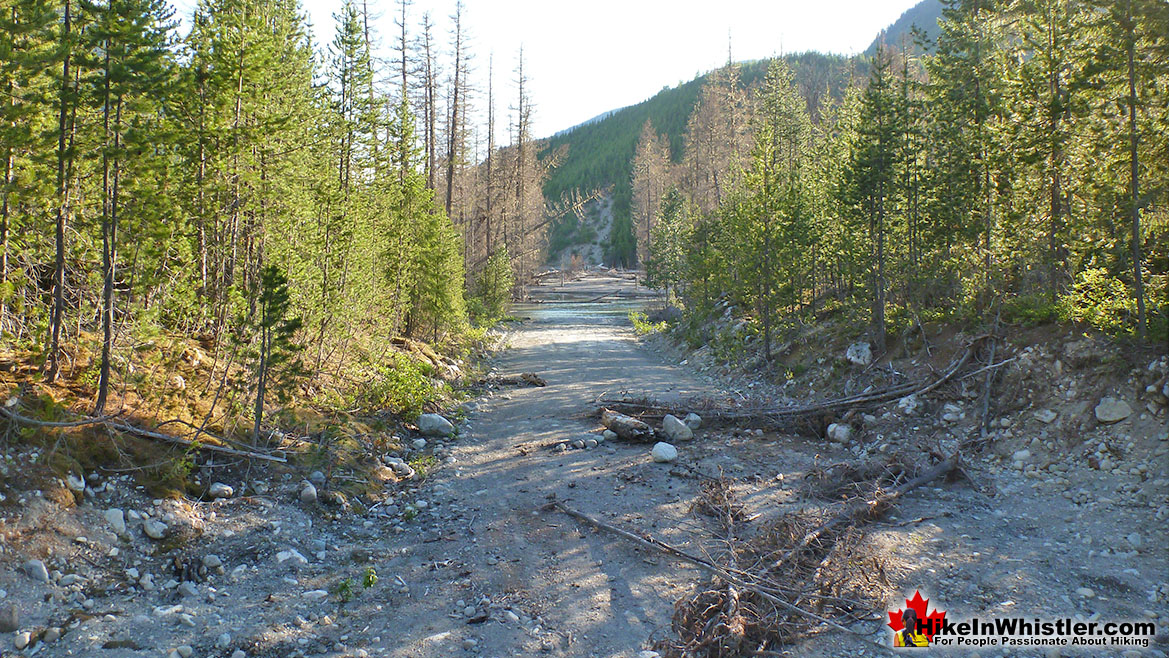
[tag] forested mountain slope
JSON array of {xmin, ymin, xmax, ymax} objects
[
  {"xmin": 539, "ymin": 0, "xmax": 948, "ymax": 268},
  {"xmin": 865, "ymin": 0, "xmax": 944, "ymax": 54},
  {"xmin": 540, "ymin": 53, "xmax": 857, "ymax": 266}
]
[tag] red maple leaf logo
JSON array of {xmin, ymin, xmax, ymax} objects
[{"xmin": 888, "ymin": 590, "xmax": 946, "ymax": 641}]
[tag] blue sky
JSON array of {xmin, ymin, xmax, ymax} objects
[{"xmin": 170, "ymin": 0, "xmax": 925, "ymax": 140}]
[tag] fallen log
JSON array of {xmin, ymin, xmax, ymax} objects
[
  {"xmin": 600, "ymin": 408, "xmax": 656, "ymax": 442},
  {"xmin": 482, "ymin": 372, "xmax": 546, "ymax": 387},
  {"xmin": 599, "ymin": 336, "xmax": 989, "ymax": 429},
  {"xmin": 0, "ymin": 403, "xmax": 287, "ymax": 463}
]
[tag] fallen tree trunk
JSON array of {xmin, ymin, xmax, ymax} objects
[
  {"xmin": 599, "ymin": 336, "xmax": 989, "ymax": 429},
  {"xmin": 0, "ymin": 403, "xmax": 287, "ymax": 463},
  {"xmin": 600, "ymin": 408, "xmax": 656, "ymax": 442},
  {"xmin": 480, "ymin": 372, "xmax": 546, "ymax": 387}
]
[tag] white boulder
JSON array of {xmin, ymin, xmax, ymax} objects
[
  {"xmin": 1094, "ymin": 397, "xmax": 1132, "ymax": 424},
  {"xmin": 104, "ymin": 508, "xmax": 127, "ymax": 535},
  {"xmin": 22, "ymin": 559, "xmax": 49, "ymax": 583},
  {"xmin": 1033, "ymin": 409, "xmax": 1058, "ymax": 424},
  {"xmin": 208, "ymin": 482, "xmax": 234, "ymax": 499},
  {"xmin": 142, "ymin": 519, "xmax": 168, "ymax": 540},
  {"xmin": 845, "ymin": 342, "xmax": 873, "ymax": 366},
  {"xmin": 651, "ymin": 442, "xmax": 678, "ymax": 463},
  {"xmin": 299, "ymin": 482, "xmax": 318, "ymax": 504},
  {"xmin": 826, "ymin": 423, "xmax": 852, "ymax": 443}
]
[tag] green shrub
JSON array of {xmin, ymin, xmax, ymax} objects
[
  {"xmin": 1058, "ymin": 268, "xmax": 1136, "ymax": 336},
  {"xmin": 469, "ymin": 247, "xmax": 514, "ymax": 325},
  {"xmin": 1002, "ymin": 293, "xmax": 1060, "ymax": 327},
  {"xmin": 354, "ymin": 354, "xmax": 442, "ymax": 420},
  {"xmin": 629, "ymin": 311, "xmax": 667, "ymax": 335}
]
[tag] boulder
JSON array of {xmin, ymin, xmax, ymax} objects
[
  {"xmin": 142, "ymin": 519, "xmax": 168, "ymax": 540},
  {"xmin": 662, "ymin": 414, "xmax": 693, "ymax": 441},
  {"xmin": 299, "ymin": 482, "xmax": 318, "ymax": 504},
  {"xmin": 417, "ymin": 413, "xmax": 454, "ymax": 437},
  {"xmin": 651, "ymin": 442, "xmax": 678, "ymax": 463},
  {"xmin": 683, "ymin": 413, "xmax": 703, "ymax": 430},
  {"xmin": 1094, "ymin": 397, "xmax": 1132, "ymax": 424},
  {"xmin": 1033, "ymin": 409, "xmax": 1058, "ymax": 424},
  {"xmin": 104, "ymin": 508, "xmax": 127, "ymax": 535},
  {"xmin": 208, "ymin": 482, "xmax": 233, "ymax": 499},
  {"xmin": 276, "ymin": 549, "xmax": 308, "ymax": 566},
  {"xmin": 65, "ymin": 473, "xmax": 86, "ymax": 493},
  {"xmin": 845, "ymin": 342, "xmax": 873, "ymax": 366},
  {"xmin": 0, "ymin": 604, "xmax": 19, "ymax": 632},
  {"xmin": 826, "ymin": 423, "xmax": 852, "ymax": 443},
  {"xmin": 23, "ymin": 559, "xmax": 49, "ymax": 583}
]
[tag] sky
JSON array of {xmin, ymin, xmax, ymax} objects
[{"xmin": 170, "ymin": 0, "xmax": 925, "ymax": 139}]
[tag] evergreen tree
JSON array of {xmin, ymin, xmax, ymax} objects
[
  {"xmin": 844, "ymin": 47, "xmax": 901, "ymax": 353},
  {"xmin": 86, "ymin": 0, "xmax": 176, "ymax": 413},
  {"xmin": 0, "ymin": 0, "xmax": 56, "ymax": 328},
  {"xmin": 244, "ymin": 263, "xmax": 303, "ymax": 441}
]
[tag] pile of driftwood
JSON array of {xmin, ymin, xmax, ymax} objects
[{"xmin": 551, "ymin": 455, "xmax": 960, "ymax": 656}]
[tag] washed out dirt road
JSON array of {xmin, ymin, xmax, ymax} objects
[{"xmin": 375, "ymin": 271, "xmax": 716, "ymax": 657}]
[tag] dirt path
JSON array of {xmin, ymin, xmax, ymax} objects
[{"xmin": 370, "ymin": 272, "xmax": 713, "ymax": 657}]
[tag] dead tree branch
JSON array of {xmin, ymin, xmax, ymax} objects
[
  {"xmin": 769, "ymin": 454, "xmax": 960, "ymax": 573},
  {"xmin": 545, "ymin": 498, "xmax": 887, "ymax": 649},
  {"xmin": 0, "ymin": 402, "xmax": 286, "ymax": 463}
]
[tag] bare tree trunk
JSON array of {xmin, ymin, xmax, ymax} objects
[
  {"xmin": 1, "ymin": 83, "xmax": 12, "ymax": 329},
  {"xmin": 485, "ymin": 55, "xmax": 494, "ymax": 254},
  {"xmin": 252, "ymin": 314, "xmax": 268, "ymax": 442},
  {"xmin": 96, "ymin": 44, "xmax": 120, "ymax": 415},
  {"xmin": 874, "ymin": 191, "xmax": 887, "ymax": 354},
  {"xmin": 46, "ymin": 0, "xmax": 73, "ymax": 383},
  {"xmin": 1126, "ymin": 0, "xmax": 1146, "ymax": 339},
  {"xmin": 421, "ymin": 13, "xmax": 436, "ymax": 190},
  {"xmin": 444, "ymin": 0, "xmax": 463, "ymax": 218}
]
